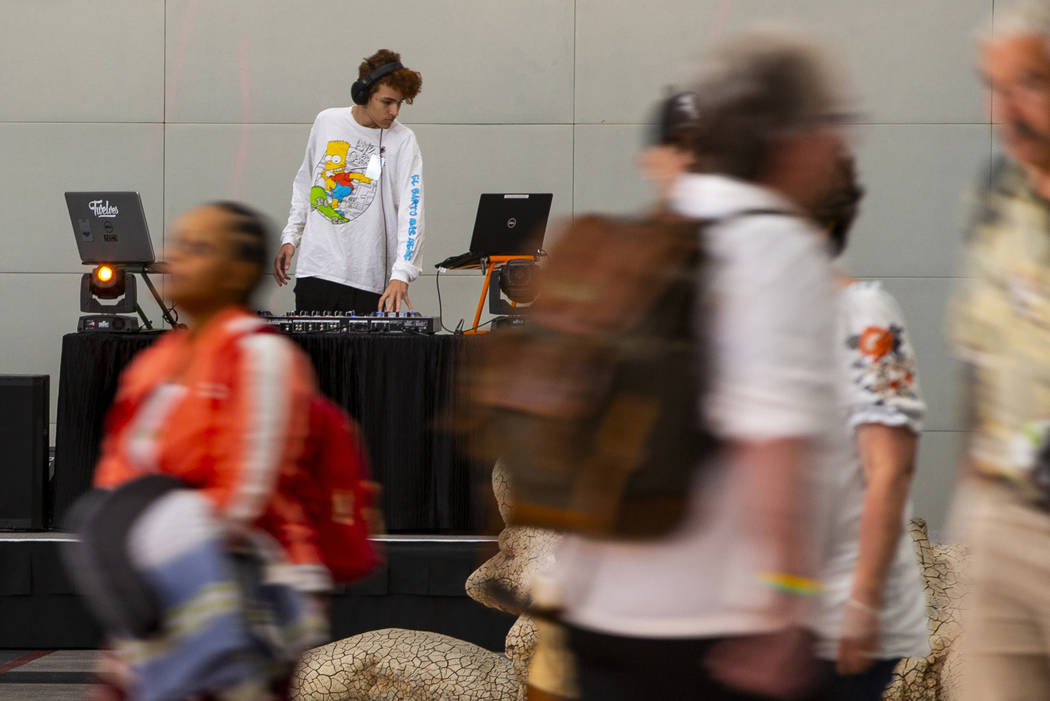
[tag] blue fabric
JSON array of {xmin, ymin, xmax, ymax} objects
[
  {"xmin": 122, "ymin": 537, "xmax": 319, "ymax": 701},
  {"xmin": 139, "ymin": 536, "xmax": 235, "ymax": 610},
  {"xmin": 328, "ymin": 183, "xmax": 353, "ymax": 201}
]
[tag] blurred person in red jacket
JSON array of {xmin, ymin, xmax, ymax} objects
[
  {"xmin": 83, "ymin": 202, "xmax": 329, "ymax": 700},
  {"xmin": 94, "ymin": 202, "xmax": 330, "ymax": 591}
]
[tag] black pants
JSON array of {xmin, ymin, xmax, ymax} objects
[
  {"xmin": 293, "ymin": 276, "xmax": 381, "ymax": 314},
  {"xmin": 566, "ymin": 625, "xmax": 797, "ymax": 701},
  {"xmin": 814, "ymin": 658, "xmax": 901, "ymax": 701}
]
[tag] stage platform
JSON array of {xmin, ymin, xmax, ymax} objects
[{"xmin": 0, "ymin": 533, "xmax": 514, "ymax": 652}]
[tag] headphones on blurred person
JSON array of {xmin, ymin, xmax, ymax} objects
[{"xmin": 351, "ymin": 61, "xmax": 404, "ymax": 105}]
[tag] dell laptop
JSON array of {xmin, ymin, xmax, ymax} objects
[{"xmin": 437, "ymin": 193, "xmax": 552, "ymax": 269}]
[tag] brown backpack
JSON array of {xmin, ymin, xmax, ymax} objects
[{"xmin": 463, "ymin": 213, "xmax": 718, "ymax": 539}]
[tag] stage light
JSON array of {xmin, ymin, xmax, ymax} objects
[
  {"xmin": 79, "ymin": 263, "xmax": 141, "ymax": 330},
  {"xmin": 90, "ymin": 264, "xmax": 125, "ymax": 300}
]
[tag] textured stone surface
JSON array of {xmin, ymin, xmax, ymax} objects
[
  {"xmin": 291, "ymin": 628, "xmax": 523, "ymax": 701},
  {"xmin": 292, "ymin": 462, "xmax": 567, "ymax": 701},
  {"xmin": 882, "ymin": 518, "xmax": 970, "ymax": 701},
  {"xmin": 292, "ymin": 501, "xmax": 971, "ymax": 701},
  {"xmin": 465, "ymin": 462, "xmax": 561, "ymax": 615},
  {"xmin": 504, "ymin": 615, "xmax": 538, "ymax": 686}
]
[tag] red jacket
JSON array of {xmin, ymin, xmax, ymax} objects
[{"xmin": 94, "ymin": 308, "xmax": 330, "ymax": 591}]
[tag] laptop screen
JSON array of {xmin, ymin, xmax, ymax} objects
[
  {"xmin": 65, "ymin": 191, "xmax": 155, "ymax": 265},
  {"xmin": 468, "ymin": 193, "xmax": 552, "ymax": 256}
]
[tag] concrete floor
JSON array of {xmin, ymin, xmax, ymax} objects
[{"xmin": 0, "ymin": 650, "xmax": 96, "ymax": 700}]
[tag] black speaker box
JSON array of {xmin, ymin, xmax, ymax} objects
[{"xmin": 0, "ymin": 375, "xmax": 49, "ymax": 529}]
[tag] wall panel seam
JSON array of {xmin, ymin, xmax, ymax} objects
[{"xmin": 0, "ymin": 122, "xmax": 989, "ymax": 127}]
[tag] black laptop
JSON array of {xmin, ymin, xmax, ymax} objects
[
  {"xmin": 437, "ymin": 193, "xmax": 553, "ymax": 269},
  {"xmin": 65, "ymin": 191, "xmax": 155, "ymax": 265}
]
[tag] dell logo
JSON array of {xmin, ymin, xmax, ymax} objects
[
  {"xmin": 103, "ymin": 234, "xmax": 118, "ymax": 242},
  {"xmin": 507, "ymin": 217, "xmax": 517, "ymax": 229}
]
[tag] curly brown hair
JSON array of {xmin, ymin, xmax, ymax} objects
[{"xmin": 358, "ymin": 49, "xmax": 422, "ymax": 103}]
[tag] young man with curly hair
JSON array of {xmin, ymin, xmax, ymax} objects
[{"xmin": 276, "ymin": 49, "xmax": 424, "ymax": 313}]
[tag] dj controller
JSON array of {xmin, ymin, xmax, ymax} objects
[{"xmin": 258, "ymin": 310, "xmax": 437, "ymax": 334}]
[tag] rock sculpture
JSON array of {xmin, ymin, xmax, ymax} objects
[{"xmin": 292, "ymin": 462, "xmax": 560, "ymax": 700}]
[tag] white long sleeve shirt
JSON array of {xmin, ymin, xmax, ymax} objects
[{"xmin": 281, "ymin": 108, "xmax": 425, "ymax": 293}]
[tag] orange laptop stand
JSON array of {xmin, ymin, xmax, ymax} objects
[{"xmin": 464, "ymin": 255, "xmax": 534, "ymax": 335}]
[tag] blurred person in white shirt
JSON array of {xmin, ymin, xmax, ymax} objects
[{"xmin": 554, "ymin": 30, "xmax": 848, "ymax": 701}]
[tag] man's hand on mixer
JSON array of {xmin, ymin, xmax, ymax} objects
[{"xmin": 378, "ymin": 280, "xmax": 412, "ymax": 312}]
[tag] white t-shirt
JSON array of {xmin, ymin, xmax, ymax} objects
[
  {"xmin": 281, "ymin": 108, "xmax": 424, "ymax": 294},
  {"xmin": 557, "ymin": 174, "xmax": 837, "ymax": 639},
  {"xmin": 813, "ymin": 280, "xmax": 929, "ymax": 660}
]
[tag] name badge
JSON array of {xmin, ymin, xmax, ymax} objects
[{"xmin": 365, "ymin": 154, "xmax": 382, "ymax": 180}]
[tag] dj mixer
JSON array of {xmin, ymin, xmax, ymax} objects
[{"xmin": 257, "ymin": 310, "xmax": 437, "ymax": 334}]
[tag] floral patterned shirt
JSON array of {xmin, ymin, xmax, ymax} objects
[{"xmin": 840, "ymin": 281, "xmax": 924, "ymax": 434}]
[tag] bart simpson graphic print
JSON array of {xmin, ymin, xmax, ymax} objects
[{"xmin": 310, "ymin": 139, "xmax": 378, "ymax": 224}]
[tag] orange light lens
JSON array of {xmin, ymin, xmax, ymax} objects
[{"xmin": 96, "ymin": 265, "xmax": 114, "ymax": 283}]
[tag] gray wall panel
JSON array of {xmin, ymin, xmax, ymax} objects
[
  {"xmin": 839, "ymin": 124, "xmax": 991, "ymax": 279},
  {"xmin": 575, "ymin": 0, "xmax": 987, "ymax": 125},
  {"xmin": 913, "ymin": 431, "xmax": 966, "ymax": 537},
  {"xmin": 164, "ymin": 0, "xmax": 573, "ymax": 124},
  {"xmin": 0, "ymin": 0, "xmax": 164, "ymax": 123},
  {"xmin": 573, "ymin": 124, "xmax": 658, "ymax": 216},
  {"xmin": 256, "ymin": 275, "xmax": 297, "ymax": 315},
  {"xmin": 0, "ymin": 124, "xmax": 165, "ymax": 274},
  {"xmin": 163, "ymin": 123, "xmax": 311, "ymax": 248}
]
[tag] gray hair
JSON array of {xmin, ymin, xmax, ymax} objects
[
  {"xmin": 987, "ymin": 1, "xmax": 1050, "ymax": 45},
  {"xmin": 688, "ymin": 29, "xmax": 844, "ymax": 182}
]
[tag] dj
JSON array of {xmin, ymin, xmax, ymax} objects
[{"xmin": 275, "ymin": 49, "xmax": 424, "ymax": 313}]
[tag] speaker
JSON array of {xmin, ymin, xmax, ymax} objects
[{"xmin": 0, "ymin": 376, "xmax": 49, "ymax": 529}]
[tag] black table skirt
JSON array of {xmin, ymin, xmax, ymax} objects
[
  {"xmin": 0, "ymin": 538, "xmax": 512, "ymax": 650},
  {"xmin": 53, "ymin": 332, "xmax": 489, "ymax": 532}
]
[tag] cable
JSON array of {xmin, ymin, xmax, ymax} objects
[
  {"xmin": 436, "ymin": 267, "xmax": 465, "ymax": 334},
  {"xmin": 435, "ymin": 268, "xmax": 454, "ymax": 334},
  {"xmin": 378, "ymin": 126, "xmax": 388, "ymax": 293},
  {"xmin": 435, "ymin": 268, "xmax": 497, "ymax": 334}
]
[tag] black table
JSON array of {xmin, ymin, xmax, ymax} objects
[{"xmin": 53, "ymin": 332, "xmax": 488, "ymax": 532}]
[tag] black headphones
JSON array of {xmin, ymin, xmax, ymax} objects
[{"xmin": 351, "ymin": 61, "xmax": 404, "ymax": 106}]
